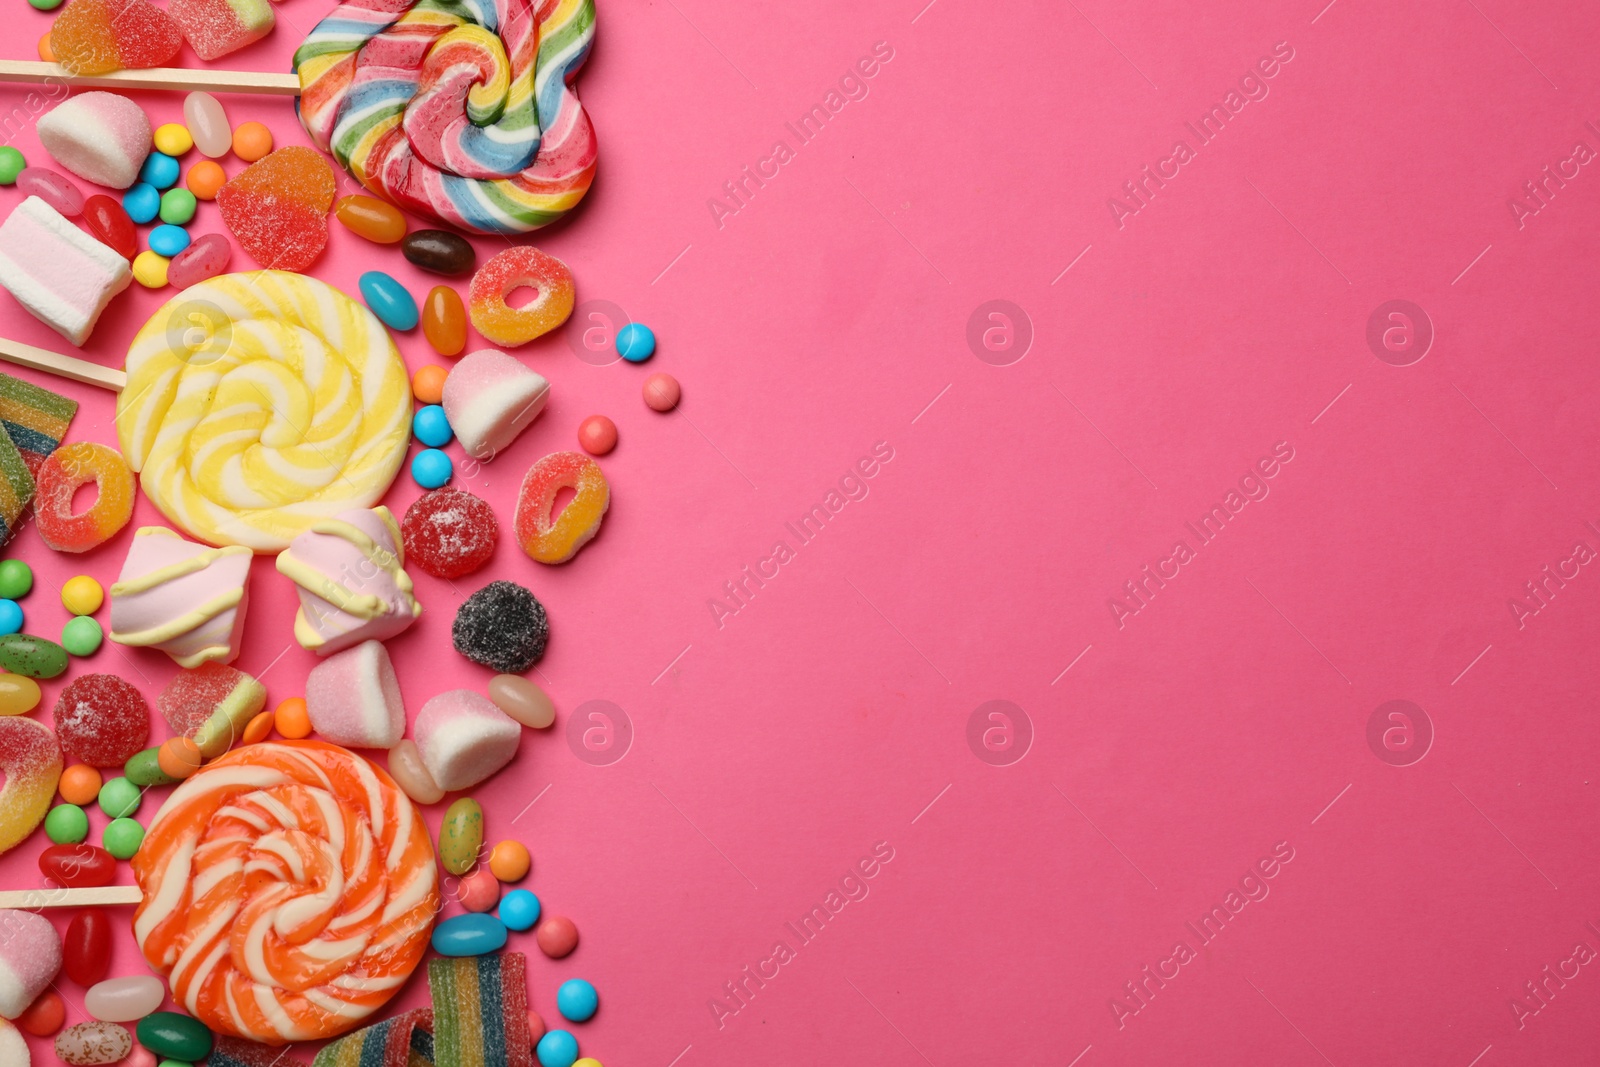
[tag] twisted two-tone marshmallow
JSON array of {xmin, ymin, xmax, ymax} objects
[
  {"xmin": 131, "ymin": 741, "xmax": 440, "ymax": 1044},
  {"xmin": 294, "ymin": 0, "xmax": 597, "ymax": 235},
  {"xmin": 115, "ymin": 272, "xmax": 412, "ymax": 553}
]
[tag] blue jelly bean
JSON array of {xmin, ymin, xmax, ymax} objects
[
  {"xmin": 556, "ymin": 979, "xmax": 597, "ymax": 1023},
  {"xmin": 139, "ymin": 152, "xmax": 179, "ymax": 190},
  {"xmin": 359, "ymin": 271, "xmax": 419, "ymax": 331},
  {"xmin": 497, "ymin": 888, "xmax": 540, "ymax": 932},
  {"xmin": 0, "ymin": 600, "xmax": 22, "ymax": 636},
  {"xmin": 412, "ymin": 404, "xmax": 453, "ymax": 447},
  {"xmin": 411, "ymin": 448, "xmax": 452, "ymax": 489},
  {"xmin": 535, "ymin": 1030, "xmax": 578, "ymax": 1067},
  {"xmin": 148, "ymin": 225, "xmax": 191, "ymax": 257},
  {"xmin": 431, "ymin": 912, "xmax": 507, "ymax": 957},
  {"xmin": 122, "ymin": 183, "xmax": 159, "ymax": 224},
  {"xmin": 616, "ymin": 322, "xmax": 655, "ymax": 362}
]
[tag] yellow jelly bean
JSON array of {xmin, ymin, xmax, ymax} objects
[
  {"xmin": 60, "ymin": 575, "xmax": 103, "ymax": 616},
  {"xmin": 0, "ymin": 672, "xmax": 41, "ymax": 715},
  {"xmin": 153, "ymin": 123, "xmax": 193, "ymax": 156},
  {"xmin": 132, "ymin": 250, "xmax": 169, "ymax": 288}
]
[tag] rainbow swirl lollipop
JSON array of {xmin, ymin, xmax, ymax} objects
[{"xmin": 294, "ymin": 0, "xmax": 597, "ymax": 235}]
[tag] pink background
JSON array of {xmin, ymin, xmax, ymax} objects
[{"xmin": 3, "ymin": 0, "xmax": 1600, "ymax": 1063}]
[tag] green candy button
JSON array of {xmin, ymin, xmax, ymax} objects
[
  {"xmin": 61, "ymin": 615, "xmax": 103, "ymax": 656},
  {"xmin": 97, "ymin": 777, "xmax": 140, "ymax": 819},
  {"xmin": 136, "ymin": 1012, "xmax": 213, "ymax": 1062},
  {"xmin": 0, "ymin": 559, "xmax": 32, "ymax": 599},
  {"xmin": 0, "ymin": 148, "xmax": 25, "ymax": 185},
  {"xmin": 44, "ymin": 803, "xmax": 87, "ymax": 844},
  {"xmin": 103, "ymin": 817, "xmax": 144, "ymax": 859}
]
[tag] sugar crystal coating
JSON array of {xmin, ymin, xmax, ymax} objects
[
  {"xmin": 0, "ymin": 716, "xmax": 62, "ymax": 855},
  {"xmin": 452, "ymin": 580, "xmax": 548, "ymax": 672},
  {"xmin": 52, "ymin": 674, "xmax": 149, "ymax": 766},
  {"xmin": 216, "ymin": 147, "xmax": 335, "ymax": 271},
  {"xmin": 401, "ymin": 487, "xmax": 498, "ymax": 579}
]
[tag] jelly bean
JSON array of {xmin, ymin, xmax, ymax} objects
[
  {"xmin": 411, "ymin": 448, "xmax": 452, "ymax": 489},
  {"xmin": 83, "ymin": 195, "xmax": 137, "ymax": 259},
  {"xmin": 123, "ymin": 183, "xmax": 160, "ymax": 224},
  {"xmin": 231, "ymin": 121, "xmax": 272, "ymax": 162},
  {"xmin": 159, "ymin": 188, "xmax": 196, "ymax": 225},
  {"xmin": 166, "ymin": 233, "xmax": 232, "ymax": 289},
  {"xmin": 498, "ymin": 888, "xmax": 540, "ymax": 931},
  {"xmin": 59, "ymin": 764, "xmax": 101, "ymax": 804},
  {"xmin": 536, "ymin": 1029, "xmax": 579, "ymax": 1067},
  {"xmin": 56, "ymin": 1020, "xmax": 133, "ymax": 1065},
  {"xmin": 0, "ymin": 147, "xmax": 25, "ymax": 184},
  {"xmin": 488, "ymin": 838, "xmax": 531, "ymax": 881},
  {"xmin": 135, "ymin": 1012, "xmax": 213, "ymax": 1062},
  {"xmin": 557, "ymin": 979, "xmax": 597, "ymax": 1023},
  {"xmin": 124, "ymin": 747, "xmax": 177, "ymax": 787},
  {"xmin": 184, "ymin": 93, "xmax": 231, "ymax": 158},
  {"xmin": 153, "ymin": 123, "xmax": 192, "ymax": 156},
  {"xmin": 577, "ymin": 415, "xmax": 617, "ymax": 456},
  {"xmin": 157, "ymin": 737, "xmax": 202, "ymax": 779},
  {"xmin": 644, "ymin": 373, "xmax": 681, "ymax": 412},
  {"xmin": 0, "ymin": 632, "xmax": 67, "ymax": 676},
  {"xmin": 413, "ymin": 365, "xmax": 448, "ymax": 403},
  {"xmin": 18, "ymin": 989, "xmax": 65, "ymax": 1035},
  {"xmin": 148, "ymin": 224, "xmax": 190, "ymax": 257},
  {"xmin": 62, "ymin": 576, "xmax": 104, "ymax": 616},
  {"xmin": 423, "ymin": 285, "xmax": 467, "ymax": 356},
  {"xmin": 97, "ymin": 776, "xmax": 140, "ymax": 819},
  {"xmin": 0, "ymin": 672, "xmax": 39, "ymax": 715},
  {"xmin": 62, "ymin": 616, "xmax": 105, "ymax": 656},
  {"xmin": 18, "ymin": 167, "xmax": 84, "ymax": 216},
  {"xmin": 336, "ymin": 195, "xmax": 406, "ymax": 243},
  {"xmin": 139, "ymin": 152, "xmax": 179, "ymax": 190},
  {"xmin": 85, "ymin": 976, "xmax": 164, "ymax": 1023},
  {"xmin": 0, "ymin": 600, "xmax": 22, "ymax": 635},
  {"xmin": 489, "ymin": 675, "xmax": 555, "ymax": 729},
  {"xmin": 103, "ymin": 817, "xmax": 144, "ymax": 859},
  {"xmin": 456, "ymin": 866, "xmax": 500, "ymax": 912},
  {"xmin": 616, "ymin": 322, "xmax": 655, "ymax": 362},
  {"xmin": 359, "ymin": 271, "xmax": 419, "ymax": 330},
  {"xmin": 46, "ymin": 802, "xmax": 88, "ymax": 843},
  {"xmin": 0, "ymin": 559, "xmax": 29, "ymax": 598},
  {"xmin": 403, "ymin": 229, "xmax": 476, "ymax": 275},
  {"xmin": 536, "ymin": 914, "xmax": 579, "ymax": 958},
  {"xmin": 387, "ymin": 739, "xmax": 444, "ymax": 805},
  {"xmin": 431, "ymin": 912, "xmax": 507, "ymax": 956},
  {"xmin": 439, "ymin": 796, "xmax": 483, "ymax": 875},
  {"xmin": 186, "ymin": 160, "xmax": 225, "ymax": 200},
  {"xmin": 413, "ymin": 404, "xmax": 452, "ymax": 447},
  {"xmin": 274, "ymin": 697, "xmax": 310, "ymax": 739},
  {"xmin": 132, "ymin": 251, "xmax": 170, "ymax": 289},
  {"xmin": 64, "ymin": 909, "xmax": 112, "ymax": 985},
  {"xmin": 38, "ymin": 842, "xmax": 115, "ymax": 887},
  {"xmin": 241, "ymin": 710, "xmax": 272, "ymax": 745}
]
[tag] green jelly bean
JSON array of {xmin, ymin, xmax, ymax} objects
[
  {"xmin": 45, "ymin": 803, "xmax": 88, "ymax": 844},
  {"xmin": 61, "ymin": 615, "xmax": 103, "ymax": 657},
  {"xmin": 125, "ymin": 747, "xmax": 178, "ymax": 788},
  {"xmin": 0, "ymin": 559, "xmax": 30, "ymax": 598},
  {"xmin": 103, "ymin": 817, "xmax": 144, "ymax": 860},
  {"xmin": 0, "ymin": 148, "xmax": 25, "ymax": 185},
  {"xmin": 136, "ymin": 1012, "xmax": 212, "ymax": 1062},
  {"xmin": 157, "ymin": 1061, "xmax": 194, "ymax": 1067},
  {"xmin": 0, "ymin": 632, "xmax": 67, "ymax": 678},
  {"xmin": 439, "ymin": 797, "xmax": 484, "ymax": 876},
  {"xmin": 98, "ymin": 777, "xmax": 141, "ymax": 819}
]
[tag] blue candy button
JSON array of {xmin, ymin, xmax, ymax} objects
[
  {"xmin": 412, "ymin": 404, "xmax": 452, "ymax": 447},
  {"xmin": 410, "ymin": 448, "xmax": 452, "ymax": 489},
  {"xmin": 139, "ymin": 152, "xmax": 179, "ymax": 190},
  {"xmin": 148, "ymin": 225, "xmax": 191, "ymax": 257},
  {"xmin": 556, "ymin": 978, "xmax": 597, "ymax": 1023},
  {"xmin": 122, "ymin": 183, "xmax": 159, "ymax": 224},
  {"xmin": 615, "ymin": 322, "xmax": 655, "ymax": 362},
  {"xmin": 535, "ymin": 1030, "xmax": 578, "ymax": 1067},
  {"xmin": 497, "ymin": 888, "xmax": 540, "ymax": 931},
  {"xmin": 0, "ymin": 600, "xmax": 23, "ymax": 636}
]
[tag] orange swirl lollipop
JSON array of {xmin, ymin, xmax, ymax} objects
[{"xmin": 130, "ymin": 741, "xmax": 439, "ymax": 1044}]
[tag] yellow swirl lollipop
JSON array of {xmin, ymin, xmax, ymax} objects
[{"xmin": 116, "ymin": 272, "xmax": 411, "ymax": 552}]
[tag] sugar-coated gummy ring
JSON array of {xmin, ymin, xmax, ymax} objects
[
  {"xmin": 512, "ymin": 451, "xmax": 609, "ymax": 564},
  {"xmin": 467, "ymin": 246, "xmax": 576, "ymax": 347},
  {"xmin": 34, "ymin": 442, "xmax": 136, "ymax": 554}
]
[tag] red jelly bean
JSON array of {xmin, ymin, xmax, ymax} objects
[
  {"xmin": 64, "ymin": 909, "xmax": 111, "ymax": 985},
  {"xmin": 166, "ymin": 232, "xmax": 232, "ymax": 289},
  {"xmin": 38, "ymin": 842, "xmax": 116, "ymax": 887},
  {"xmin": 82, "ymin": 195, "xmax": 136, "ymax": 259}
]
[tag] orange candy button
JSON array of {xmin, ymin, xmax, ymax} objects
[
  {"xmin": 59, "ymin": 764, "xmax": 102, "ymax": 806},
  {"xmin": 241, "ymin": 710, "xmax": 273, "ymax": 746},
  {"xmin": 232, "ymin": 121, "xmax": 274, "ymax": 162},
  {"xmin": 413, "ymin": 365, "xmax": 448, "ymax": 404},
  {"xmin": 157, "ymin": 737, "xmax": 203, "ymax": 779},
  {"xmin": 187, "ymin": 160, "xmax": 226, "ymax": 200},
  {"xmin": 489, "ymin": 840, "xmax": 531, "ymax": 882},
  {"xmin": 274, "ymin": 697, "xmax": 311, "ymax": 739}
]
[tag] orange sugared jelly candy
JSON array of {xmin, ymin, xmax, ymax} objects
[
  {"xmin": 51, "ymin": 0, "xmax": 182, "ymax": 76},
  {"xmin": 216, "ymin": 147, "xmax": 336, "ymax": 272}
]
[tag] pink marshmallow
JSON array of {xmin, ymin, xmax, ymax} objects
[
  {"xmin": 305, "ymin": 640, "xmax": 405, "ymax": 749},
  {"xmin": 170, "ymin": 0, "xmax": 275, "ymax": 60},
  {"xmin": 0, "ymin": 908, "xmax": 62, "ymax": 1019},
  {"xmin": 414, "ymin": 690, "xmax": 521, "ymax": 791},
  {"xmin": 0, "ymin": 196, "xmax": 131, "ymax": 346},
  {"xmin": 36, "ymin": 92, "xmax": 152, "ymax": 190},
  {"xmin": 441, "ymin": 349, "xmax": 550, "ymax": 461},
  {"xmin": 0, "ymin": 1018, "xmax": 25, "ymax": 1065},
  {"xmin": 275, "ymin": 506, "xmax": 421, "ymax": 655}
]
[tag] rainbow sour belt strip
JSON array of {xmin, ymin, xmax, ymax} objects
[{"xmin": 294, "ymin": 0, "xmax": 597, "ymax": 235}]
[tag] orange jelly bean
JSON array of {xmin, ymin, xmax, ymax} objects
[
  {"xmin": 413, "ymin": 365, "xmax": 448, "ymax": 404},
  {"xmin": 335, "ymin": 195, "xmax": 406, "ymax": 244},
  {"xmin": 186, "ymin": 160, "xmax": 226, "ymax": 200},
  {"xmin": 423, "ymin": 286, "xmax": 466, "ymax": 356}
]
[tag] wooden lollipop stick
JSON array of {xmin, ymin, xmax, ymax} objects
[
  {"xmin": 0, "ymin": 885, "xmax": 142, "ymax": 908},
  {"xmin": 0, "ymin": 337, "xmax": 125, "ymax": 392},
  {"xmin": 0, "ymin": 60, "xmax": 301, "ymax": 96}
]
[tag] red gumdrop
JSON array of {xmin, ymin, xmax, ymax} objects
[
  {"xmin": 53, "ymin": 674, "xmax": 151, "ymax": 767},
  {"xmin": 64, "ymin": 909, "xmax": 112, "ymax": 985},
  {"xmin": 82, "ymin": 195, "xmax": 137, "ymax": 259},
  {"xmin": 38, "ymin": 843, "xmax": 116, "ymax": 887},
  {"xmin": 400, "ymin": 487, "xmax": 499, "ymax": 579}
]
